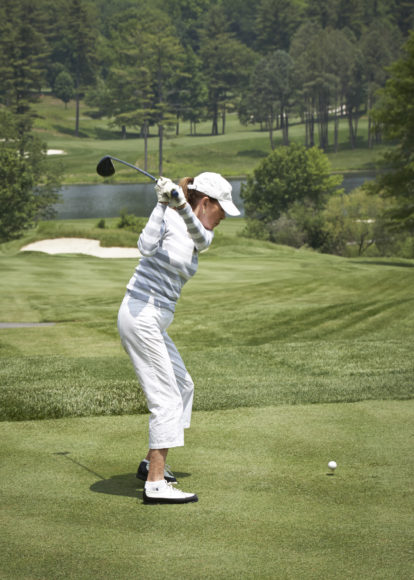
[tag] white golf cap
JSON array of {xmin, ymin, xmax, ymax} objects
[{"xmin": 187, "ymin": 172, "xmax": 240, "ymax": 216}]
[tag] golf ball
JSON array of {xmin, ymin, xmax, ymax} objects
[{"xmin": 328, "ymin": 461, "xmax": 337, "ymax": 470}]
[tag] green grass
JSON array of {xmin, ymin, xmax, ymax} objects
[
  {"xmin": 33, "ymin": 95, "xmax": 388, "ymax": 184},
  {"xmin": 0, "ymin": 218, "xmax": 412, "ymax": 421},
  {"xmin": 1, "ymin": 402, "xmax": 413, "ymax": 579},
  {"xmin": 1, "ymin": 219, "xmax": 413, "ymax": 578}
]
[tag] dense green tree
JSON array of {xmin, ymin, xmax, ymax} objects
[
  {"xmin": 359, "ymin": 20, "xmax": 402, "ymax": 148},
  {"xmin": 337, "ymin": 0, "xmax": 366, "ymax": 37},
  {"xmin": 171, "ymin": 46, "xmax": 208, "ymax": 135},
  {"xmin": 0, "ymin": 111, "xmax": 62, "ymax": 242},
  {"xmin": 335, "ymin": 0, "xmax": 410, "ymax": 37},
  {"xmin": 240, "ymin": 51, "xmax": 295, "ymax": 148},
  {"xmin": 164, "ymin": 0, "xmax": 213, "ymax": 50},
  {"xmin": 328, "ymin": 29, "xmax": 357, "ymax": 152},
  {"xmin": 305, "ymin": 0, "xmax": 340, "ymax": 28},
  {"xmin": 241, "ymin": 143, "xmax": 342, "ymax": 241},
  {"xmin": 219, "ymin": 0, "xmax": 258, "ymax": 48},
  {"xmin": 62, "ymin": 0, "xmax": 98, "ymax": 136},
  {"xmin": 394, "ymin": 0, "xmax": 414, "ymax": 35},
  {"xmin": 289, "ymin": 21, "xmax": 320, "ymax": 147},
  {"xmin": 254, "ymin": 0, "xmax": 302, "ymax": 53},
  {"xmin": 200, "ymin": 5, "xmax": 257, "ymax": 135},
  {"xmin": 290, "ymin": 24, "xmax": 336, "ymax": 150},
  {"xmin": 343, "ymin": 41, "xmax": 365, "ymax": 149},
  {"xmin": 0, "ymin": 0, "xmax": 49, "ymax": 134},
  {"xmin": 85, "ymin": 9, "xmax": 153, "ymax": 139},
  {"xmin": 367, "ymin": 31, "xmax": 414, "ymax": 233},
  {"xmin": 54, "ymin": 71, "xmax": 74, "ymax": 108},
  {"xmin": 95, "ymin": 6, "xmax": 185, "ymax": 173},
  {"xmin": 291, "ymin": 25, "xmax": 364, "ymax": 151}
]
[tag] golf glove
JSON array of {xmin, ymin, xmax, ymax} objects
[
  {"xmin": 168, "ymin": 186, "xmax": 186, "ymax": 208},
  {"xmin": 156, "ymin": 177, "xmax": 186, "ymax": 208},
  {"xmin": 155, "ymin": 177, "xmax": 173, "ymax": 204}
]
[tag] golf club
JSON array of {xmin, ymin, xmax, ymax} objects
[{"xmin": 96, "ymin": 155, "xmax": 178, "ymax": 197}]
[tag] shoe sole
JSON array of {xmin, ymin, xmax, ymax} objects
[{"xmin": 143, "ymin": 492, "xmax": 198, "ymax": 505}]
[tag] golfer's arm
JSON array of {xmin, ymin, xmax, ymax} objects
[
  {"xmin": 138, "ymin": 203, "xmax": 167, "ymax": 256},
  {"xmin": 177, "ymin": 204, "xmax": 214, "ymax": 251}
]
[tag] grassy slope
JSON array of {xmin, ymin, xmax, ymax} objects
[
  {"xmin": 0, "ymin": 219, "xmax": 412, "ymax": 420},
  {"xmin": 33, "ymin": 95, "xmax": 388, "ymax": 184}
]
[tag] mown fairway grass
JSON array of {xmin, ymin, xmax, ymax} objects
[
  {"xmin": 0, "ymin": 219, "xmax": 412, "ymax": 420},
  {"xmin": 1, "ymin": 402, "xmax": 413, "ymax": 579}
]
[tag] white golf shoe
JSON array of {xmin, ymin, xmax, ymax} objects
[{"xmin": 143, "ymin": 480, "xmax": 198, "ymax": 504}]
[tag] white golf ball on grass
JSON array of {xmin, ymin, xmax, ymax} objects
[{"xmin": 328, "ymin": 460, "xmax": 337, "ymax": 471}]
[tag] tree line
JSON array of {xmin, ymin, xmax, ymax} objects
[{"xmin": 0, "ymin": 0, "xmax": 411, "ymax": 150}]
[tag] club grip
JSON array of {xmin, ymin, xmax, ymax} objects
[{"xmin": 171, "ymin": 189, "xmax": 179, "ymax": 199}]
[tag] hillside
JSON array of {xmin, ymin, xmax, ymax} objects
[{"xmin": 0, "ymin": 218, "xmax": 412, "ymax": 420}]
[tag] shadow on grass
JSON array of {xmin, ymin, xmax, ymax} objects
[
  {"xmin": 237, "ymin": 149, "xmax": 268, "ymax": 158},
  {"xmin": 351, "ymin": 259, "xmax": 414, "ymax": 268},
  {"xmin": 90, "ymin": 471, "xmax": 191, "ymax": 499},
  {"xmin": 53, "ymin": 125, "xmax": 90, "ymax": 138},
  {"xmin": 184, "ymin": 132, "xmax": 214, "ymax": 138},
  {"xmin": 90, "ymin": 473, "xmax": 144, "ymax": 499},
  {"xmin": 93, "ymin": 128, "xmax": 143, "ymax": 141}
]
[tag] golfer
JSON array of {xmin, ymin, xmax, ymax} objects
[{"xmin": 117, "ymin": 172, "xmax": 240, "ymax": 504}]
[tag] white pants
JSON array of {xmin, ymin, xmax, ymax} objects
[{"xmin": 117, "ymin": 294, "xmax": 194, "ymax": 449}]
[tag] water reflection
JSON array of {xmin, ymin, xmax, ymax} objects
[{"xmin": 53, "ymin": 173, "xmax": 375, "ymax": 220}]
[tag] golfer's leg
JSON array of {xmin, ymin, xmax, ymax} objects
[
  {"xmin": 147, "ymin": 448, "xmax": 168, "ymax": 482},
  {"xmin": 118, "ymin": 298, "xmax": 185, "ymax": 449},
  {"xmin": 163, "ymin": 331, "xmax": 194, "ymax": 428}
]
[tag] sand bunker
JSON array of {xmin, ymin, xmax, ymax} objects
[{"xmin": 21, "ymin": 238, "xmax": 140, "ymax": 259}]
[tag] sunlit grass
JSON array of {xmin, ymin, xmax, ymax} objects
[
  {"xmin": 0, "ymin": 218, "xmax": 412, "ymax": 421},
  {"xmin": 33, "ymin": 95, "xmax": 387, "ymax": 184},
  {"xmin": 1, "ymin": 401, "xmax": 413, "ymax": 578}
]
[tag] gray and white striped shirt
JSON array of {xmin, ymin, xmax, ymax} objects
[{"xmin": 126, "ymin": 203, "xmax": 214, "ymax": 312}]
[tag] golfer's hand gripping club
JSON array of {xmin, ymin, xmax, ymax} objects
[{"xmin": 156, "ymin": 177, "xmax": 185, "ymax": 207}]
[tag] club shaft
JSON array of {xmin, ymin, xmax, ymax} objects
[
  {"xmin": 99, "ymin": 155, "xmax": 179, "ymax": 198},
  {"xmin": 108, "ymin": 156, "xmax": 157, "ymax": 181}
]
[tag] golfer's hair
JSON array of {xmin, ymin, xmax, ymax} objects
[{"xmin": 179, "ymin": 177, "xmax": 206, "ymax": 210}]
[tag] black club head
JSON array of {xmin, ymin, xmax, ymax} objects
[{"xmin": 96, "ymin": 156, "xmax": 115, "ymax": 177}]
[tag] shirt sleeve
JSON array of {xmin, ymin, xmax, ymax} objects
[
  {"xmin": 138, "ymin": 203, "xmax": 167, "ymax": 256},
  {"xmin": 177, "ymin": 203, "xmax": 214, "ymax": 252}
]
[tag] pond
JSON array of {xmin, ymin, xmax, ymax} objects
[{"xmin": 52, "ymin": 173, "xmax": 376, "ymax": 220}]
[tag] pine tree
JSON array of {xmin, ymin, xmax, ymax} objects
[
  {"xmin": 368, "ymin": 32, "xmax": 414, "ymax": 233},
  {"xmin": 200, "ymin": 5, "xmax": 257, "ymax": 135},
  {"xmin": 0, "ymin": 0, "xmax": 49, "ymax": 135},
  {"xmin": 63, "ymin": 0, "xmax": 98, "ymax": 136}
]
